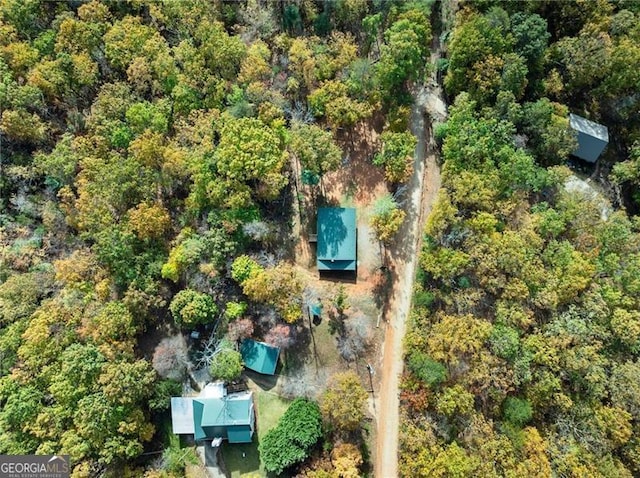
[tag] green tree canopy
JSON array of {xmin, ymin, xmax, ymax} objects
[
  {"xmin": 259, "ymin": 398, "xmax": 322, "ymax": 475},
  {"xmin": 169, "ymin": 289, "xmax": 218, "ymax": 327}
]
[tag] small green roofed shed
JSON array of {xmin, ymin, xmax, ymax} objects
[
  {"xmin": 240, "ymin": 339, "xmax": 280, "ymax": 375},
  {"xmin": 317, "ymin": 207, "xmax": 357, "ymax": 271}
]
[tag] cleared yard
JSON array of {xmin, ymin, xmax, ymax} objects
[{"xmin": 221, "ymin": 390, "xmax": 290, "ymax": 477}]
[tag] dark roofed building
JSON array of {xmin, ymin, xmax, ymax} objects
[
  {"xmin": 316, "ymin": 207, "xmax": 357, "ymax": 272},
  {"xmin": 569, "ymin": 113, "xmax": 609, "ymax": 163}
]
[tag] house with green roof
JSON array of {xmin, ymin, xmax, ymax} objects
[
  {"xmin": 240, "ymin": 339, "xmax": 280, "ymax": 375},
  {"xmin": 316, "ymin": 207, "xmax": 357, "ymax": 272},
  {"xmin": 171, "ymin": 383, "xmax": 254, "ymax": 444}
]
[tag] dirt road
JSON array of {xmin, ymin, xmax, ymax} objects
[{"xmin": 374, "ymin": 73, "xmax": 445, "ymax": 478}]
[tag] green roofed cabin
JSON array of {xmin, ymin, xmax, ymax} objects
[
  {"xmin": 171, "ymin": 383, "xmax": 254, "ymax": 444},
  {"xmin": 316, "ymin": 207, "xmax": 357, "ymax": 272},
  {"xmin": 240, "ymin": 339, "xmax": 279, "ymax": 375}
]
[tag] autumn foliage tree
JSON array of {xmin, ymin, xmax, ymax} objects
[
  {"xmin": 320, "ymin": 371, "xmax": 368, "ymax": 433},
  {"xmin": 240, "ymin": 263, "xmax": 304, "ymax": 323},
  {"xmin": 152, "ymin": 335, "xmax": 189, "ymax": 381},
  {"xmin": 370, "ymin": 194, "xmax": 406, "ymax": 244},
  {"xmin": 169, "ymin": 289, "xmax": 218, "ymax": 327},
  {"xmin": 373, "ymin": 131, "xmax": 417, "ymax": 184}
]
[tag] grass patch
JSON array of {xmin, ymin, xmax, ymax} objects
[
  {"xmin": 221, "ymin": 391, "xmax": 290, "ymax": 478},
  {"xmin": 256, "ymin": 391, "xmax": 290, "ymax": 440},
  {"xmin": 222, "ymin": 440, "xmax": 263, "ymax": 478},
  {"xmin": 310, "ymin": 318, "xmax": 342, "ymax": 369}
]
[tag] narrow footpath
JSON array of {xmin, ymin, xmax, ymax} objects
[{"xmin": 374, "ymin": 37, "xmax": 446, "ymax": 478}]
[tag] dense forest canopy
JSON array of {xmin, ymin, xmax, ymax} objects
[{"xmin": 401, "ymin": 1, "xmax": 640, "ymax": 477}]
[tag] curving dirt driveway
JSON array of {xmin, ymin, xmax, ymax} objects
[{"xmin": 374, "ymin": 73, "xmax": 445, "ymax": 477}]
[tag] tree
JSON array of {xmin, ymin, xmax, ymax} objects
[
  {"xmin": 334, "ymin": 0, "xmax": 368, "ymax": 30},
  {"xmin": 149, "ymin": 379, "xmax": 182, "ymax": 412},
  {"xmin": 238, "ymin": 0, "xmax": 277, "ymax": 41},
  {"xmin": 0, "ymin": 272, "xmax": 51, "ymax": 326},
  {"xmin": 162, "ymin": 227, "xmax": 237, "ymax": 282},
  {"xmin": 33, "ymin": 133, "xmax": 80, "ymax": 188},
  {"xmin": 609, "ymin": 361, "xmax": 640, "ymax": 420},
  {"xmin": 425, "ymin": 314, "xmax": 492, "ymax": 369},
  {"xmin": 169, "ymin": 289, "xmax": 218, "ymax": 327},
  {"xmin": 225, "ymin": 301, "xmax": 248, "ymax": 320},
  {"xmin": 265, "ymin": 324, "xmax": 294, "ymax": 349},
  {"xmin": 407, "ymin": 351, "xmax": 447, "ymax": 388},
  {"xmin": 373, "ymin": 131, "xmax": 417, "ymax": 183},
  {"xmin": 612, "ymin": 143, "xmax": 640, "ymax": 207},
  {"xmin": 98, "ymin": 359, "xmax": 156, "ymax": 406},
  {"xmin": 70, "ymin": 392, "xmax": 154, "ymax": 464},
  {"xmin": 127, "ymin": 202, "xmax": 171, "ymax": 241},
  {"xmin": 259, "ymin": 398, "xmax": 322, "ymax": 475},
  {"xmin": 510, "ymin": 12, "xmax": 550, "ymax": 74},
  {"xmin": 503, "ymin": 396, "xmax": 533, "ymax": 427},
  {"xmin": 376, "ymin": 11, "xmax": 430, "ymax": 95},
  {"xmin": 103, "ymin": 16, "xmax": 155, "ymax": 71},
  {"xmin": 552, "ymin": 29, "xmax": 612, "ymax": 92},
  {"xmin": 444, "ymin": 10, "xmax": 511, "ymax": 98},
  {"xmin": 213, "ymin": 116, "xmax": 287, "ymax": 200},
  {"xmin": 81, "ymin": 301, "xmax": 138, "ymax": 353},
  {"xmin": 231, "ymin": 255, "xmax": 263, "ymax": 284},
  {"xmin": 320, "ymin": 371, "xmax": 368, "ymax": 432},
  {"xmin": 241, "ymin": 263, "xmax": 303, "ymax": 323},
  {"xmin": 307, "ymin": 80, "xmax": 373, "ymax": 129},
  {"xmin": 289, "ymin": 123, "xmax": 342, "ymax": 177},
  {"xmin": 227, "ymin": 318, "xmax": 254, "ymax": 342},
  {"xmin": 209, "ymin": 343, "xmax": 243, "ymax": 382},
  {"xmin": 519, "ymin": 99, "xmax": 577, "ymax": 166},
  {"xmin": 435, "ymin": 384, "xmax": 475, "ymax": 417},
  {"xmin": 0, "ymin": 109, "xmax": 47, "ymax": 144},
  {"xmin": 152, "ymin": 335, "xmax": 189, "ymax": 381},
  {"xmin": 332, "ymin": 442, "xmax": 363, "ymax": 478},
  {"xmin": 370, "ymin": 194, "xmax": 406, "ymax": 243}
]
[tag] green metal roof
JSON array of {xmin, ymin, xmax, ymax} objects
[
  {"xmin": 240, "ymin": 339, "xmax": 279, "ymax": 375},
  {"xmin": 317, "ymin": 207, "xmax": 357, "ymax": 271},
  {"xmin": 192, "ymin": 394, "xmax": 253, "ymax": 441},
  {"xmin": 227, "ymin": 426, "xmax": 253, "ymax": 443}
]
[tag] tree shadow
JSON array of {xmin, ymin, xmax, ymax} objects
[
  {"xmin": 318, "ymin": 270, "xmax": 357, "ymax": 283},
  {"xmin": 282, "ymin": 323, "xmax": 312, "ymax": 373},
  {"xmin": 371, "ymin": 267, "xmax": 392, "ymax": 312},
  {"xmin": 244, "ymin": 369, "xmax": 278, "ymax": 391}
]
